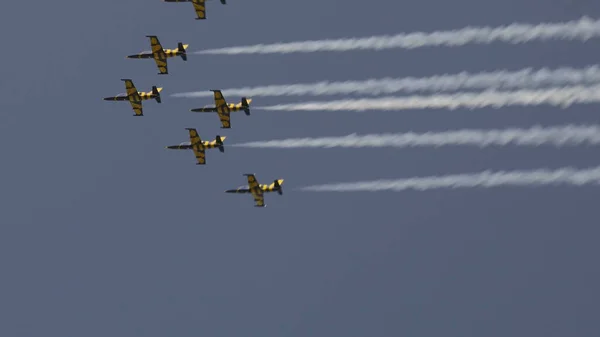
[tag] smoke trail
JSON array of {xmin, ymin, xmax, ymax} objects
[
  {"xmin": 195, "ymin": 16, "xmax": 600, "ymax": 55},
  {"xmin": 171, "ymin": 65, "xmax": 600, "ymax": 98},
  {"xmin": 258, "ymin": 84, "xmax": 600, "ymax": 111},
  {"xmin": 299, "ymin": 166, "xmax": 600, "ymax": 192},
  {"xmin": 231, "ymin": 124, "xmax": 600, "ymax": 149}
]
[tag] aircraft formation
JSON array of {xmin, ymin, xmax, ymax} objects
[{"xmin": 103, "ymin": 1, "xmax": 282, "ymax": 208}]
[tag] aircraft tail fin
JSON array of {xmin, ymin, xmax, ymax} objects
[
  {"xmin": 274, "ymin": 179, "xmax": 283, "ymax": 195},
  {"xmin": 178, "ymin": 42, "xmax": 188, "ymax": 61},
  {"xmin": 152, "ymin": 86, "xmax": 162, "ymax": 103},
  {"xmin": 241, "ymin": 97, "xmax": 251, "ymax": 115},
  {"xmin": 216, "ymin": 135, "xmax": 225, "ymax": 152}
]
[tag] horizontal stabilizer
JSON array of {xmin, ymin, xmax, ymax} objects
[
  {"xmin": 178, "ymin": 42, "xmax": 188, "ymax": 61},
  {"xmin": 216, "ymin": 135, "xmax": 225, "ymax": 152},
  {"xmin": 241, "ymin": 97, "xmax": 251, "ymax": 115},
  {"xmin": 152, "ymin": 86, "xmax": 162, "ymax": 103},
  {"xmin": 274, "ymin": 179, "xmax": 284, "ymax": 195}
]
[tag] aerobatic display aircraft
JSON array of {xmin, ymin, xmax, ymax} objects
[
  {"xmin": 225, "ymin": 174, "xmax": 284, "ymax": 207},
  {"xmin": 103, "ymin": 79, "xmax": 162, "ymax": 116},
  {"xmin": 190, "ymin": 90, "xmax": 251, "ymax": 129},
  {"xmin": 127, "ymin": 35, "xmax": 188, "ymax": 75},
  {"xmin": 163, "ymin": 0, "xmax": 226, "ymax": 20},
  {"xmin": 165, "ymin": 128, "xmax": 225, "ymax": 165}
]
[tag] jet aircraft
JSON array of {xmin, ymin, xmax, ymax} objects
[
  {"xmin": 103, "ymin": 79, "xmax": 162, "ymax": 116},
  {"xmin": 190, "ymin": 90, "xmax": 251, "ymax": 128},
  {"xmin": 127, "ymin": 35, "xmax": 188, "ymax": 75},
  {"xmin": 163, "ymin": 0, "xmax": 226, "ymax": 20},
  {"xmin": 165, "ymin": 128, "xmax": 225, "ymax": 165},
  {"xmin": 225, "ymin": 174, "xmax": 284, "ymax": 207}
]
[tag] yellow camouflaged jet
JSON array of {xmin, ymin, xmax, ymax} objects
[
  {"xmin": 225, "ymin": 174, "xmax": 284, "ymax": 207},
  {"xmin": 163, "ymin": 0, "xmax": 226, "ymax": 20},
  {"xmin": 103, "ymin": 79, "xmax": 162, "ymax": 116},
  {"xmin": 165, "ymin": 128, "xmax": 225, "ymax": 165},
  {"xmin": 127, "ymin": 35, "xmax": 188, "ymax": 75},
  {"xmin": 190, "ymin": 90, "xmax": 251, "ymax": 128}
]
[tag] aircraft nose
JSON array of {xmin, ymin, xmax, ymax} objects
[
  {"xmin": 224, "ymin": 189, "xmax": 237, "ymax": 193},
  {"xmin": 126, "ymin": 54, "xmax": 138, "ymax": 59}
]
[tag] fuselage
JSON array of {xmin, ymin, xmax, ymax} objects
[
  {"xmin": 103, "ymin": 91, "xmax": 159, "ymax": 101},
  {"xmin": 166, "ymin": 144, "xmax": 192, "ymax": 150},
  {"xmin": 166, "ymin": 137, "xmax": 226, "ymax": 150},
  {"xmin": 262, "ymin": 179, "xmax": 284, "ymax": 191},
  {"xmin": 127, "ymin": 47, "xmax": 188, "ymax": 59},
  {"xmin": 225, "ymin": 179, "xmax": 284, "ymax": 193},
  {"xmin": 192, "ymin": 100, "xmax": 252, "ymax": 113},
  {"xmin": 225, "ymin": 101, "xmax": 250, "ymax": 112}
]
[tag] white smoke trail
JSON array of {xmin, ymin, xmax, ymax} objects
[
  {"xmin": 195, "ymin": 16, "xmax": 600, "ymax": 55},
  {"xmin": 258, "ymin": 84, "xmax": 600, "ymax": 111},
  {"xmin": 171, "ymin": 65, "xmax": 600, "ymax": 98},
  {"xmin": 299, "ymin": 166, "xmax": 600, "ymax": 192},
  {"xmin": 231, "ymin": 124, "xmax": 600, "ymax": 149}
]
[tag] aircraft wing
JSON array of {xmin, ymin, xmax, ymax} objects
[
  {"xmin": 244, "ymin": 174, "xmax": 265, "ymax": 207},
  {"xmin": 251, "ymin": 191, "xmax": 265, "ymax": 207},
  {"xmin": 192, "ymin": 0, "xmax": 207, "ymax": 19},
  {"xmin": 122, "ymin": 79, "xmax": 143, "ymax": 116},
  {"xmin": 122, "ymin": 79, "xmax": 139, "ymax": 98},
  {"xmin": 210, "ymin": 90, "xmax": 231, "ymax": 128},
  {"xmin": 154, "ymin": 58, "xmax": 168, "ymax": 75},
  {"xmin": 218, "ymin": 112, "xmax": 231, "ymax": 128},
  {"xmin": 186, "ymin": 128, "xmax": 206, "ymax": 165},
  {"xmin": 129, "ymin": 100, "xmax": 143, "ymax": 116},
  {"xmin": 211, "ymin": 90, "xmax": 227, "ymax": 107},
  {"xmin": 147, "ymin": 35, "xmax": 168, "ymax": 74}
]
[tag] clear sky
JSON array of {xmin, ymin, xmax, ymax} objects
[{"xmin": 1, "ymin": 1, "xmax": 599, "ymax": 336}]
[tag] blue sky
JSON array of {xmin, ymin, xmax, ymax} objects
[{"xmin": 1, "ymin": 0, "xmax": 599, "ymax": 336}]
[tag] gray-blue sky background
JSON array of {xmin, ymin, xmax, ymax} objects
[{"xmin": 1, "ymin": 1, "xmax": 599, "ymax": 336}]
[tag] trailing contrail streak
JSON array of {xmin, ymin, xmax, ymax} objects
[
  {"xmin": 195, "ymin": 16, "xmax": 600, "ymax": 55},
  {"xmin": 258, "ymin": 84, "xmax": 600, "ymax": 111},
  {"xmin": 171, "ymin": 65, "xmax": 600, "ymax": 98},
  {"xmin": 299, "ymin": 165, "xmax": 600, "ymax": 192},
  {"xmin": 231, "ymin": 124, "xmax": 600, "ymax": 149}
]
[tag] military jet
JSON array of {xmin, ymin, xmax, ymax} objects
[
  {"xmin": 163, "ymin": 0, "xmax": 226, "ymax": 20},
  {"xmin": 190, "ymin": 90, "xmax": 251, "ymax": 128},
  {"xmin": 165, "ymin": 128, "xmax": 225, "ymax": 165},
  {"xmin": 127, "ymin": 35, "xmax": 188, "ymax": 75},
  {"xmin": 103, "ymin": 79, "xmax": 162, "ymax": 116},
  {"xmin": 225, "ymin": 174, "xmax": 284, "ymax": 207}
]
